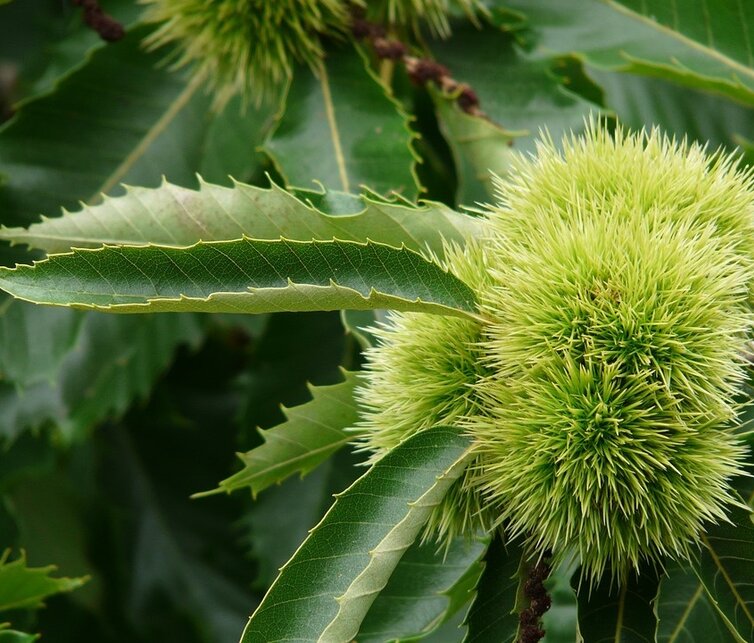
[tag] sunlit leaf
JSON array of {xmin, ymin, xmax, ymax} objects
[
  {"xmin": 0, "ymin": 179, "xmax": 481, "ymax": 257},
  {"xmin": 499, "ymin": 0, "xmax": 754, "ymax": 107}
]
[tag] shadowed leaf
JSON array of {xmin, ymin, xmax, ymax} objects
[
  {"xmin": 697, "ymin": 502, "xmax": 754, "ymax": 643},
  {"xmin": 576, "ymin": 569, "xmax": 660, "ymax": 643},
  {"xmin": 657, "ymin": 561, "xmax": 737, "ymax": 643},
  {"xmin": 358, "ymin": 536, "xmax": 487, "ymax": 642},
  {"xmin": 214, "ymin": 370, "xmax": 363, "ymax": 497},
  {"xmin": 0, "ymin": 550, "xmax": 87, "ymax": 612},
  {"xmin": 464, "ymin": 535, "xmax": 523, "ymax": 643}
]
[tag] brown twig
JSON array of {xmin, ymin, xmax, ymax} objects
[
  {"xmin": 73, "ymin": 0, "xmax": 125, "ymax": 42},
  {"xmin": 517, "ymin": 556, "xmax": 553, "ymax": 643},
  {"xmin": 349, "ymin": 5, "xmax": 485, "ymax": 118}
]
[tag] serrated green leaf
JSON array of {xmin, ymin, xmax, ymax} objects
[
  {"xmin": 341, "ymin": 309, "xmax": 380, "ymax": 349},
  {"xmin": 7, "ymin": 472, "xmax": 94, "ymax": 615},
  {"xmin": 214, "ymin": 370, "xmax": 363, "ymax": 497},
  {"xmin": 0, "ymin": 311, "xmax": 201, "ymax": 442},
  {"xmin": 0, "ymin": 550, "xmax": 87, "ymax": 612},
  {"xmin": 199, "ymin": 94, "xmax": 277, "ymax": 186},
  {"xmin": 358, "ymin": 537, "xmax": 487, "ymax": 642},
  {"xmin": 500, "ymin": 0, "xmax": 754, "ymax": 108},
  {"xmin": 56, "ymin": 313, "xmax": 203, "ymax": 440},
  {"xmin": 241, "ymin": 426, "xmax": 474, "ymax": 643},
  {"xmin": 418, "ymin": 608, "xmax": 469, "ymax": 642},
  {"xmin": 442, "ymin": 542, "xmax": 489, "ymax": 631},
  {"xmin": 239, "ymin": 448, "xmax": 362, "ymax": 591},
  {"xmin": 265, "ymin": 47, "xmax": 420, "ymax": 197},
  {"xmin": 0, "ymin": 179, "xmax": 482, "ymax": 257},
  {"xmin": 697, "ymin": 502, "xmax": 754, "ymax": 643},
  {"xmin": 0, "ymin": 239, "xmax": 479, "ymax": 318},
  {"xmin": 656, "ymin": 561, "xmax": 737, "ymax": 643},
  {"xmin": 289, "ymin": 186, "xmax": 365, "ymax": 214},
  {"xmin": 464, "ymin": 535, "xmax": 523, "ymax": 643},
  {"xmin": 576, "ymin": 570, "xmax": 660, "ymax": 643}
]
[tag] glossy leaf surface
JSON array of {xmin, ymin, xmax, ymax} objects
[
  {"xmin": 241, "ymin": 427, "xmax": 473, "ymax": 642},
  {"xmin": 0, "ymin": 239, "xmax": 478, "ymax": 317},
  {"xmin": 501, "ymin": 0, "xmax": 754, "ymax": 107}
]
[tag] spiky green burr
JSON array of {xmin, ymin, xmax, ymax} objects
[
  {"xmin": 474, "ymin": 213, "xmax": 750, "ymax": 581},
  {"xmin": 140, "ymin": 0, "xmax": 484, "ymax": 104},
  {"xmin": 358, "ymin": 123, "xmax": 754, "ymax": 581},
  {"xmin": 357, "ymin": 241, "xmax": 494, "ymax": 541},
  {"xmin": 371, "ymin": 0, "xmax": 482, "ymax": 36},
  {"xmin": 141, "ymin": 0, "xmax": 352, "ymax": 106}
]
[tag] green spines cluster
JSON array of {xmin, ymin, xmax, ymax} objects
[
  {"xmin": 142, "ymin": 0, "xmax": 352, "ymax": 105},
  {"xmin": 474, "ymin": 214, "xmax": 750, "ymax": 581},
  {"xmin": 141, "ymin": 0, "xmax": 479, "ymax": 105},
  {"xmin": 357, "ymin": 241, "xmax": 493, "ymax": 542},
  {"xmin": 495, "ymin": 127, "xmax": 754, "ymax": 279},
  {"xmin": 359, "ymin": 123, "xmax": 754, "ymax": 582},
  {"xmin": 371, "ymin": 0, "xmax": 481, "ymax": 36}
]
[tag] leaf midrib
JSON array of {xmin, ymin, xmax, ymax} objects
[
  {"xmin": 95, "ymin": 73, "xmax": 204, "ymax": 199},
  {"xmin": 318, "ymin": 62, "xmax": 350, "ymax": 193},
  {"xmin": 700, "ymin": 533, "xmax": 754, "ymax": 628},
  {"xmin": 601, "ymin": 0, "xmax": 754, "ymax": 84},
  {"xmin": 317, "ymin": 445, "xmax": 474, "ymax": 641},
  {"xmin": 667, "ymin": 583, "xmax": 703, "ymax": 643},
  {"xmin": 245, "ymin": 435, "xmax": 354, "ymax": 478}
]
